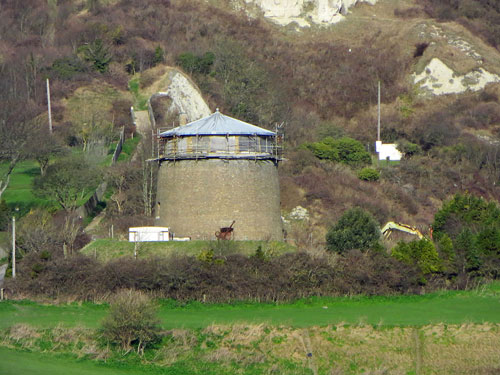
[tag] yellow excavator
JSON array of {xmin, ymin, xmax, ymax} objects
[{"xmin": 381, "ymin": 222, "xmax": 426, "ymax": 240}]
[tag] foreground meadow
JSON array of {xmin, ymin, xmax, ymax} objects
[{"xmin": 0, "ymin": 283, "xmax": 499, "ymax": 374}]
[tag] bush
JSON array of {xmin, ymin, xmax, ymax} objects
[
  {"xmin": 0, "ymin": 200, "xmax": 10, "ymax": 231},
  {"xmin": 50, "ymin": 56, "xmax": 88, "ymax": 80},
  {"xmin": 437, "ymin": 233, "xmax": 455, "ymax": 269},
  {"xmin": 304, "ymin": 137, "xmax": 372, "ymax": 167},
  {"xmin": 326, "ymin": 207, "xmax": 381, "ymax": 253},
  {"xmin": 433, "ymin": 193, "xmax": 500, "ymax": 239},
  {"xmin": 78, "ymin": 39, "xmax": 112, "ymax": 73},
  {"xmin": 391, "ymin": 239, "xmax": 441, "ymax": 282},
  {"xmin": 100, "ymin": 290, "xmax": 161, "ymax": 353},
  {"xmin": 358, "ymin": 168, "xmax": 380, "ymax": 181},
  {"xmin": 397, "ymin": 140, "xmax": 421, "ymax": 158},
  {"xmin": 176, "ymin": 51, "xmax": 215, "ymax": 75}
]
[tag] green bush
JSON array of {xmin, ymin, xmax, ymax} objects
[
  {"xmin": 78, "ymin": 39, "xmax": 112, "ymax": 73},
  {"xmin": 153, "ymin": 45, "xmax": 165, "ymax": 66},
  {"xmin": 437, "ymin": 233, "xmax": 455, "ymax": 266},
  {"xmin": 100, "ymin": 290, "xmax": 161, "ymax": 353},
  {"xmin": 326, "ymin": 207, "xmax": 380, "ymax": 253},
  {"xmin": 304, "ymin": 137, "xmax": 371, "ymax": 167},
  {"xmin": 357, "ymin": 167, "xmax": 380, "ymax": 181},
  {"xmin": 176, "ymin": 51, "xmax": 215, "ymax": 75},
  {"xmin": 454, "ymin": 228, "xmax": 482, "ymax": 272},
  {"xmin": 391, "ymin": 239, "xmax": 441, "ymax": 278},
  {"xmin": 433, "ymin": 193, "xmax": 500, "ymax": 238},
  {"xmin": 50, "ymin": 56, "xmax": 88, "ymax": 80},
  {"xmin": 476, "ymin": 227, "xmax": 500, "ymax": 256},
  {"xmin": 397, "ymin": 140, "xmax": 421, "ymax": 157},
  {"xmin": 0, "ymin": 200, "xmax": 10, "ymax": 231}
]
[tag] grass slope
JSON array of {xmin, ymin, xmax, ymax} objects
[
  {"xmin": 0, "ymin": 347, "xmax": 148, "ymax": 375},
  {"xmin": 81, "ymin": 239, "xmax": 295, "ymax": 261},
  {"xmin": 0, "ymin": 161, "xmax": 53, "ymax": 212},
  {"xmin": 1, "ymin": 282, "xmax": 499, "ymax": 330}
]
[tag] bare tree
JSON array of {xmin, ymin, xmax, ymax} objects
[
  {"xmin": 0, "ymin": 101, "xmax": 40, "ymax": 198},
  {"xmin": 33, "ymin": 156, "xmax": 101, "ymax": 212},
  {"xmin": 28, "ymin": 121, "xmax": 67, "ymax": 176}
]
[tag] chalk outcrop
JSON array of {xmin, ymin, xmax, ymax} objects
[
  {"xmin": 413, "ymin": 58, "xmax": 500, "ymax": 96},
  {"xmin": 150, "ymin": 70, "xmax": 211, "ymax": 124},
  {"xmin": 245, "ymin": 0, "xmax": 376, "ymax": 27}
]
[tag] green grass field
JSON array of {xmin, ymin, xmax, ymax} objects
[
  {"xmin": 0, "ymin": 346, "xmax": 243, "ymax": 375},
  {"xmin": 0, "ymin": 347, "xmax": 153, "ymax": 375},
  {"xmin": 1, "ymin": 282, "xmax": 499, "ymax": 330},
  {"xmin": 1, "ymin": 283, "xmax": 499, "ymax": 374},
  {"xmin": 81, "ymin": 238, "xmax": 295, "ymax": 261},
  {"xmin": 0, "ymin": 161, "xmax": 53, "ymax": 213}
]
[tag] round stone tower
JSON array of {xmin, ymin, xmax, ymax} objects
[{"xmin": 156, "ymin": 110, "xmax": 283, "ymax": 241}]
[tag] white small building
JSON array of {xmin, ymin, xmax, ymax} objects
[
  {"xmin": 375, "ymin": 141, "xmax": 403, "ymax": 161},
  {"xmin": 128, "ymin": 227, "xmax": 172, "ymax": 242}
]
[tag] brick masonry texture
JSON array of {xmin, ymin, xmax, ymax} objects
[{"xmin": 156, "ymin": 159, "xmax": 283, "ymax": 240}]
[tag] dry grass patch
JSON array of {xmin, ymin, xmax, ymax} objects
[
  {"xmin": 188, "ymin": 323, "xmax": 500, "ymax": 374},
  {"xmin": 1, "ymin": 322, "xmax": 499, "ymax": 374}
]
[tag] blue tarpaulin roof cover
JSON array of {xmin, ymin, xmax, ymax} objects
[{"xmin": 159, "ymin": 110, "xmax": 275, "ymax": 137}]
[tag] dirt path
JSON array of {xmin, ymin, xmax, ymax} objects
[
  {"xmin": 0, "ymin": 263, "xmax": 7, "ymax": 287},
  {"xmin": 133, "ymin": 110, "xmax": 152, "ymax": 136}
]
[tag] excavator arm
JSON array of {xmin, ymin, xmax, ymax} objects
[{"xmin": 381, "ymin": 222, "xmax": 424, "ymax": 239}]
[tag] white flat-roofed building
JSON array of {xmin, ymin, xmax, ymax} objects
[
  {"xmin": 128, "ymin": 227, "xmax": 172, "ymax": 242},
  {"xmin": 375, "ymin": 140, "xmax": 402, "ymax": 161}
]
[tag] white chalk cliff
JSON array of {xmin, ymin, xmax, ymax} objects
[
  {"xmin": 413, "ymin": 58, "xmax": 500, "ymax": 96},
  {"xmin": 245, "ymin": 0, "xmax": 377, "ymax": 26},
  {"xmin": 149, "ymin": 69, "xmax": 211, "ymax": 124}
]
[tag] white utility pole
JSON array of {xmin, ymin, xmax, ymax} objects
[
  {"xmin": 11, "ymin": 217, "xmax": 15, "ymax": 278},
  {"xmin": 47, "ymin": 78, "xmax": 53, "ymax": 134},
  {"xmin": 377, "ymin": 80, "xmax": 381, "ymax": 141}
]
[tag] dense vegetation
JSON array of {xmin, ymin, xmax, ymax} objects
[
  {"xmin": 418, "ymin": 0, "xmax": 500, "ymax": 48},
  {"xmin": 2, "ymin": 2, "xmax": 500, "ymax": 374},
  {"xmin": 6, "ymin": 248, "xmax": 420, "ymax": 301},
  {"xmin": 1, "ymin": 0, "xmax": 500, "ymax": 230},
  {"xmin": 1, "ymin": 285, "xmax": 500, "ymax": 374},
  {"xmin": 1, "ymin": 0, "xmax": 500, "ymax": 303}
]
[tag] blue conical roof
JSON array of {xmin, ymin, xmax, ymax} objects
[{"xmin": 159, "ymin": 110, "xmax": 275, "ymax": 137}]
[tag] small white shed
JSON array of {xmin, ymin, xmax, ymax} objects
[
  {"xmin": 128, "ymin": 227, "xmax": 172, "ymax": 242},
  {"xmin": 375, "ymin": 141, "xmax": 403, "ymax": 161}
]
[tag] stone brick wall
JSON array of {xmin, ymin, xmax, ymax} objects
[{"xmin": 156, "ymin": 159, "xmax": 283, "ymax": 241}]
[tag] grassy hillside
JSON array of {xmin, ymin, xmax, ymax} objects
[
  {"xmin": 1, "ymin": 283, "xmax": 499, "ymax": 374},
  {"xmin": 2, "ymin": 0, "xmax": 500, "ymax": 240},
  {"xmin": 1, "ymin": 323, "xmax": 499, "ymax": 374},
  {"xmin": 0, "ymin": 161, "xmax": 53, "ymax": 213},
  {"xmin": 0, "ymin": 347, "xmax": 146, "ymax": 375},
  {"xmin": 81, "ymin": 239, "xmax": 295, "ymax": 262},
  {"xmin": 1, "ymin": 282, "xmax": 499, "ymax": 329}
]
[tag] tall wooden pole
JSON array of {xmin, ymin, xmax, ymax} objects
[
  {"xmin": 11, "ymin": 217, "xmax": 15, "ymax": 278},
  {"xmin": 46, "ymin": 78, "xmax": 53, "ymax": 134},
  {"xmin": 377, "ymin": 80, "xmax": 381, "ymax": 141}
]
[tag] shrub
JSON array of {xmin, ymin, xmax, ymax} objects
[
  {"xmin": 176, "ymin": 51, "xmax": 215, "ymax": 75},
  {"xmin": 50, "ymin": 56, "xmax": 88, "ymax": 80},
  {"xmin": 358, "ymin": 168, "xmax": 380, "ymax": 181},
  {"xmin": 454, "ymin": 228, "xmax": 482, "ymax": 272},
  {"xmin": 304, "ymin": 137, "xmax": 371, "ymax": 167},
  {"xmin": 153, "ymin": 45, "xmax": 165, "ymax": 66},
  {"xmin": 78, "ymin": 39, "xmax": 112, "ymax": 73},
  {"xmin": 100, "ymin": 290, "xmax": 161, "ymax": 353},
  {"xmin": 437, "ymin": 233, "xmax": 455, "ymax": 267},
  {"xmin": 433, "ymin": 193, "xmax": 500, "ymax": 239},
  {"xmin": 0, "ymin": 200, "xmax": 10, "ymax": 231},
  {"xmin": 391, "ymin": 239, "xmax": 441, "ymax": 279},
  {"xmin": 326, "ymin": 207, "xmax": 381, "ymax": 254},
  {"xmin": 397, "ymin": 140, "xmax": 421, "ymax": 157}
]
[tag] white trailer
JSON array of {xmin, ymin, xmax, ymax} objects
[{"xmin": 128, "ymin": 227, "xmax": 172, "ymax": 242}]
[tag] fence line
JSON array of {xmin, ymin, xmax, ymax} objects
[{"xmin": 111, "ymin": 126, "xmax": 125, "ymax": 165}]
